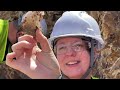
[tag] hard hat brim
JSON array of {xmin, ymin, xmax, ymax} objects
[{"xmin": 49, "ymin": 34, "xmax": 105, "ymax": 49}]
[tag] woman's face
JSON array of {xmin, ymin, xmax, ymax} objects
[{"xmin": 55, "ymin": 37, "xmax": 90, "ymax": 79}]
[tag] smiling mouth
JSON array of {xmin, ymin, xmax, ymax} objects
[{"xmin": 66, "ymin": 61, "xmax": 80, "ymax": 66}]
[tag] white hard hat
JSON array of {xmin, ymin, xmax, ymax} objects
[{"xmin": 49, "ymin": 11, "xmax": 104, "ymax": 49}]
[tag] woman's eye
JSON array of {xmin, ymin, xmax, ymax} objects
[
  {"xmin": 58, "ymin": 46, "xmax": 66, "ymax": 50},
  {"xmin": 74, "ymin": 44, "xmax": 82, "ymax": 48}
]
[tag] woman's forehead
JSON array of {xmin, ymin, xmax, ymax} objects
[{"xmin": 56, "ymin": 37, "xmax": 83, "ymax": 44}]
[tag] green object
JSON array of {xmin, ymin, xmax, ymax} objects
[
  {"xmin": 91, "ymin": 76, "xmax": 99, "ymax": 79},
  {"xmin": 0, "ymin": 19, "xmax": 9, "ymax": 63}
]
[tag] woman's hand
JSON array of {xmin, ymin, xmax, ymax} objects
[{"xmin": 6, "ymin": 29, "xmax": 61, "ymax": 79}]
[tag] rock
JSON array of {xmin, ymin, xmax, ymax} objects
[
  {"xmin": 19, "ymin": 11, "xmax": 44, "ymax": 36},
  {"xmin": 0, "ymin": 63, "xmax": 30, "ymax": 79},
  {"xmin": 89, "ymin": 11, "xmax": 120, "ymax": 79}
]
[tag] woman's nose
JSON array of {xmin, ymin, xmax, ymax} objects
[{"xmin": 65, "ymin": 47, "xmax": 76, "ymax": 56}]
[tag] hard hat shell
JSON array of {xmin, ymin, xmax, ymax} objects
[{"xmin": 49, "ymin": 11, "xmax": 104, "ymax": 49}]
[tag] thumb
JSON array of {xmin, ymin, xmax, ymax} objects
[{"xmin": 36, "ymin": 29, "xmax": 52, "ymax": 52}]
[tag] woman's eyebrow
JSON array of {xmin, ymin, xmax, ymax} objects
[{"xmin": 56, "ymin": 42, "xmax": 65, "ymax": 45}]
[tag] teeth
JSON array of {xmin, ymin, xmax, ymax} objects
[{"xmin": 67, "ymin": 61, "xmax": 78, "ymax": 65}]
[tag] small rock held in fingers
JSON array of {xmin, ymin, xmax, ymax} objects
[{"xmin": 19, "ymin": 11, "xmax": 45, "ymax": 37}]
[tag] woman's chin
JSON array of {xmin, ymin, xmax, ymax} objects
[{"xmin": 65, "ymin": 71, "xmax": 84, "ymax": 79}]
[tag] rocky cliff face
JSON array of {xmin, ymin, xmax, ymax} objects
[
  {"xmin": 89, "ymin": 11, "xmax": 120, "ymax": 79},
  {"xmin": 0, "ymin": 11, "xmax": 119, "ymax": 79}
]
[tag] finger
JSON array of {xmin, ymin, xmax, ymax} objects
[
  {"xmin": 36, "ymin": 29, "xmax": 52, "ymax": 52},
  {"xmin": 12, "ymin": 41, "xmax": 34, "ymax": 58},
  {"xmin": 6, "ymin": 52, "xmax": 20, "ymax": 71},
  {"xmin": 18, "ymin": 35, "xmax": 36, "ymax": 45},
  {"xmin": 6, "ymin": 52, "xmax": 16, "ymax": 67},
  {"xmin": 12, "ymin": 40, "xmax": 33, "ymax": 51}
]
